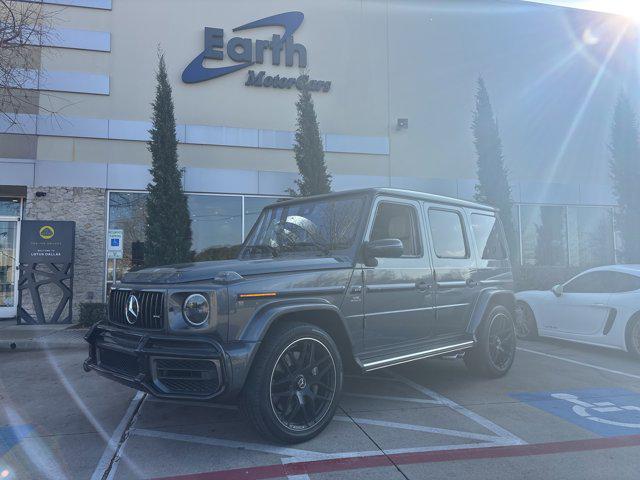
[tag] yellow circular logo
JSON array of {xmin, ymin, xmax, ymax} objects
[{"xmin": 39, "ymin": 225, "xmax": 55, "ymax": 240}]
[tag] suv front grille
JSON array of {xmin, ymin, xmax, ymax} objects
[
  {"xmin": 109, "ymin": 289, "xmax": 164, "ymax": 330},
  {"xmin": 153, "ymin": 358, "xmax": 220, "ymax": 396}
]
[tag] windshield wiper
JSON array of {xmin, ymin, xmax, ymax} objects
[{"xmin": 243, "ymin": 244, "xmax": 279, "ymax": 258}]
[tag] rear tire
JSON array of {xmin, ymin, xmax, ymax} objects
[
  {"xmin": 515, "ymin": 301, "xmax": 538, "ymax": 340},
  {"xmin": 242, "ymin": 321, "xmax": 343, "ymax": 444},
  {"xmin": 465, "ymin": 305, "xmax": 516, "ymax": 378},
  {"xmin": 626, "ymin": 316, "xmax": 640, "ymax": 359}
]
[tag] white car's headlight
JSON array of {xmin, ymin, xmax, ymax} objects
[{"xmin": 182, "ymin": 294, "xmax": 210, "ymax": 327}]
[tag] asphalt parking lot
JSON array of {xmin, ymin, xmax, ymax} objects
[{"xmin": 2, "ymin": 338, "xmax": 640, "ymax": 480}]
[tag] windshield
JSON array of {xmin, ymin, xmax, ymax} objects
[{"xmin": 241, "ymin": 195, "xmax": 367, "ymax": 258}]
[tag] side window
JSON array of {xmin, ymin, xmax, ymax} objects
[
  {"xmin": 564, "ymin": 272, "xmax": 610, "ymax": 293},
  {"xmin": 370, "ymin": 203, "xmax": 421, "ymax": 257},
  {"xmin": 471, "ymin": 213, "xmax": 507, "ymax": 260},
  {"xmin": 428, "ymin": 209, "xmax": 468, "ymax": 259},
  {"xmin": 606, "ymin": 272, "xmax": 640, "ymax": 293}
]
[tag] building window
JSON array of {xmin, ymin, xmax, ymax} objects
[
  {"xmin": 190, "ymin": 195, "xmax": 242, "ymax": 261},
  {"xmin": 0, "ymin": 198, "xmax": 21, "ymax": 217},
  {"xmin": 106, "ymin": 191, "xmax": 284, "ymax": 291},
  {"xmin": 520, "ymin": 205, "xmax": 568, "ymax": 266},
  {"xmin": 518, "ymin": 204, "xmax": 615, "ymax": 268},
  {"xmin": 567, "ymin": 206, "xmax": 615, "ymax": 267}
]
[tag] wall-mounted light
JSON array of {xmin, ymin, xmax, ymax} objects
[
  {"xmin": 35, "ymin": 191, "xmax": 47, "ymax": 198},
  {"xmin": 396, "ymin": 118, "xmax": 409, "ymax": 130}
]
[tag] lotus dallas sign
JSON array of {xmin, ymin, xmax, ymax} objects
[{"xmin": 182, "ymin": 11, "xmax": 331, "ymax": 93}]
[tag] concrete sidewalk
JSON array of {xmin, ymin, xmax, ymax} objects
[{"xmin": 0, "ymin": 321, "xmax": 87, "ymax": 351}]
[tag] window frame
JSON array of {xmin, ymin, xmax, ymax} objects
[
  {"xmin": 470, "ymin": 212, "xmax": 508, "ymax": 261},
  {"xmin": 368, "ymin": 200, "xmax": 423, "ymax": 258},
  {"xmin": 427, "ymin": 207, "xmax": 471, "ymax": 260}
]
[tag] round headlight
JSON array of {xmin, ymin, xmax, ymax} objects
[{"xmin": 182, "ymin": 294, "xmax": 209, "ymax": 327}]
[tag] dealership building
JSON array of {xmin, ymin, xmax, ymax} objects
[{"xmin": 1, "ymin": 0, "xmax": 637, "ymax": 320}]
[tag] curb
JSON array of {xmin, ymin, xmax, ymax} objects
[
  {"xmin": 0, "ymin": 329, "xmax": 88, "ymax": 352},
  {"xmin": 0, "ymin": 339, "xmax": 87, "ymax": 351}
]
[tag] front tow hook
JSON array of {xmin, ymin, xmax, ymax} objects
[{"xmin": 83, "ymin": 359, "xmax": 93, "ymax": 373}]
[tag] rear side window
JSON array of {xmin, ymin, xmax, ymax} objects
[
  {"xmin": 428, "ymin": 209, "xmax": 468, "ymax": 259},
  {"xmin": 471, "ymin": 214, "xmax": 507, "ymax": 260},
  {"xmin": 609, "ymin": 273, "xmax": 640, "ymax": 293},
  {"xmin": 370, "ymin": 202, "xmax": 421, "ymax": 257}
]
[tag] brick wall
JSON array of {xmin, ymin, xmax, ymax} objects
[{"xmin": 23, "ymin": 187, "xmax": 106, "ymax": 322}]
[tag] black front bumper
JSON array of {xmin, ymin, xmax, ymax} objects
[{"xmin": 84, "ymin": 324, "xmax": 230, "ymax": 400}]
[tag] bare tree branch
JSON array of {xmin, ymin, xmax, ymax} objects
[{"xmin": 0, "ymin": 0, "xmax": 62, "ymax": 131}]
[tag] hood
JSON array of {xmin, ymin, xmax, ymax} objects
[{"xmin": 121, "ymin": 256, "xmax": 353, "ymax": 284}]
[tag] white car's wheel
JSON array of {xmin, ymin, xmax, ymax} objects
[
  {"xmin": 515, "ymin": 301, "xmax": 538, "ymax": 340},
  {"xmin": 626, "ymin": 316, "xmax": 640, "ymax": 359}
]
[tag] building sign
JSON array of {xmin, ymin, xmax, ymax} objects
[
  {"xmin": 19, "ymin": 220, "xmax": 75, "ymax": 264},
  {"xmin": 182, "ymin": 11, "xmax": 331, "ymax": 92},
  {"xmin": 107, "ymin": 229, "xmax": 124, "ymax": 259}
]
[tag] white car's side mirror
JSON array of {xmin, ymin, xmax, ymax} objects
[{"xmin": 552, "ymin": 284, "xmax": 563, "ymax": 297}]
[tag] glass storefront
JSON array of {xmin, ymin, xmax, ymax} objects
[
  {"xmin": 105, "ymin": 192, "xmax": 618, "ymax": 293},
  {"xmin": 106, "ymin": 191, "xmax": 284, "ymax": 291},
  {"xmin": 0, "ymin": 198, "xmax": 21, "ymax": 318},
  {"xmin": 518, "ymin": 204, "xmax": 615, "ymax": 267}
]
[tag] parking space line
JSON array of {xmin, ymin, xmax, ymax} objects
[
  {"xmin": 334, "ymin": 415, "xmax": 504, "ymax": 443},
  {"xmin": 517, "ymin": 347, "xmax": 640, "ymax": 381},
  {"xmin": 343, "ymin": 392, "xmax": 442, "ymax": 405},
  {"xmin": 90, "ymin": 391, "xmax": 146, "ymax": 480},
  {"xmin": 388, "ymin": 372, "xmax": 526, "ymax": 444},
  {"xmin": 144, "ymin": 397, "xmax": 239, "ymax": 410},
  {"xmin": 152, "ymin": 434, "xmax": 640, "ymax": 480},
  {"xmin": 133, "ymin": 428, "xmax": 326, "ymax": 459}
]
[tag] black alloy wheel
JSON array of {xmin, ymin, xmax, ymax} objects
[
  {"xmin": 627, "ymin": 318, "xmax": 640, "ymax": 359},
  {"xmin": 243, "ymin": 322, "xmax": 343, "ymax": 443},
  {"xmin": 270, "ymin": 338, "xmax": 337, "ymax": 431},
  {"xmin": 464, "ymin": 305, "xmax": 517, "ymax": 378},
  {"xmin": 487, "ymin": 311, "xmax": 517, "ymax": 371}
]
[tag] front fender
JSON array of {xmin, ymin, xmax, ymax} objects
[
  {"xmin": 238, "ymin": 298, "xmax": 346, "ymax": 343},
  {"xmin": 466, "ymin": 289, "xmax": 516, "ymax": 338}
]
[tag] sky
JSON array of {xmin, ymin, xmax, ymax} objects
[{"xmin": 524, "ymin": 1, "xmax": 640, "ymax": 20}]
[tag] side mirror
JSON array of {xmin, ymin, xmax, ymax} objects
[
  {"xmin": 552, "ymin": 284, "xmax": 563, "ymax": 297},
  {"xmin": 365, "ymin": 238, "xmax": 404, "ymax": 261}
]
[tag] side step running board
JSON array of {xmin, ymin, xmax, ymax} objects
[{"xmin": 362, "ymin": 341, "xmax": 475, "ymax": 371}]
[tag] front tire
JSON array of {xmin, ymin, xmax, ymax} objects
[
  {"xmin": 626, "ymin": 316, "xmax": 640, "ymax": 359},
  {"xmin": 465, "ymin": 305, "xmax": 516, "ymax": 378},
  {"xmin": 242, "ymin": 322, "xmax": 343, "ymax": 443}
]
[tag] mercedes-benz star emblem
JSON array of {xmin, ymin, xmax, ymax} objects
[{"xmin": 125, "ymin": 294, "xmax": 140, "ymax": 325}]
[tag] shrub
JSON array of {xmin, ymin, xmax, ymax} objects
[{"xmin": 79, "ymin": 302, "xmax": 107, "ymax": 327}]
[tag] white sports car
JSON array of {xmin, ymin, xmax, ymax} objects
[{"xmin": 515, "ymin": 265, "xmax": 640, "ymax": 358}]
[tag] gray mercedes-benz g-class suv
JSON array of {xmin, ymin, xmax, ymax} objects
[{"xmin": 85, "ymin": 188, "xmax": 516, "ymax": 443}]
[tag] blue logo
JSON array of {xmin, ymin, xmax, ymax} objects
[
  {"xmin": 110, "ymin": 238, "xmax": 120, "ymax": 247},
  {"xmin": 513, "ymin": 388, "xmax": 640, "ymax": 437},
  {"xmin": 182, "ymin": 12, "xmax": 306, "ymax": 84}
]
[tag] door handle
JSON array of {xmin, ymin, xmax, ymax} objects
[
  {"xmin": 416, "ymin": 281, "xmax": 431, "ymax": 292},
  {"xmin": 465, "ymin": 278, "xmax": 478, "ymax": 288}
]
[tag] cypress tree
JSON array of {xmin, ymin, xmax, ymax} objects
[
  {"xmin": 288, "ymin": 86, "xmax": 332, "ymax": 196},
  {"xmin": 472, "ymin": 76, "xmax": 518, "ymax": 261},
  {"xmin": 144, "ymin": 53, "xmax": 192, "ymax": 267},
  {"xmin": 609, "ymin": 92, "xmax": 640, "ymax": 263}
]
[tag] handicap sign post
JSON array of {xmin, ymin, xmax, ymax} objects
[
  {"xmin": 513, "ymin": 388, "xmax": 640, "ymax": 437},
  {"xmin": 107, "ymin": 229, "xmax": 124, "ymax": 260}
]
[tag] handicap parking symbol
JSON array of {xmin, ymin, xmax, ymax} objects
[{"xmin": 512, "ymin": 388, "xmax": 640, "ymax": 437}]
